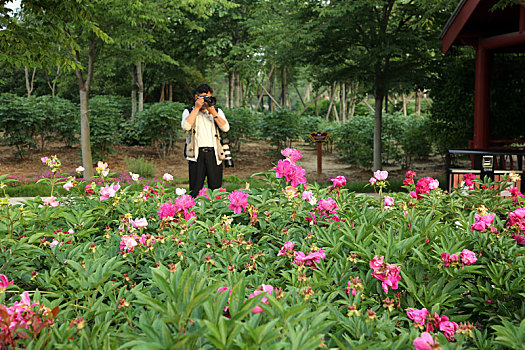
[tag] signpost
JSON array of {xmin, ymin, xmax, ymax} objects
[{"xmin": 308, "ymin": 131, "xmax": 330, "ymax": 177}]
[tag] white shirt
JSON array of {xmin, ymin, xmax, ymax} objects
[{"xmin": 181, "ymin": 107, "xmax": 230, "ymax": 164}]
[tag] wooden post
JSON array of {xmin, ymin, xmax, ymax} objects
[
  {"xmin": 317, "ymin": 142, "xmax": 322, "ymax": 177},
  {"xmin": 473, "ymin": 45, "xmax": 490, "ymax": 149}
]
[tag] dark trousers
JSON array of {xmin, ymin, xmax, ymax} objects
[{"xmin": 189, "ymin": 147, "xmax": 223, "ymax": 197}]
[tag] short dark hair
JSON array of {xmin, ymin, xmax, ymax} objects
[{"xmin": 195, "ymin": 84, "xmax": 213, "ymax": 95}]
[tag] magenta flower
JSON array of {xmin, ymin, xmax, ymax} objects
[
  {"xmin": 281, "ymin": 148, "xmax": 302, "ymax": 162},
  {"xmin": 198, "ymin": 188, "xmax": 210, "ymax": 199},
  {"xmin": 513, "ymin": 234, "xmax": 525, "ymax": 244},
  {"xmin": 302, "ymin": 190, "xmax": 313, "ymax": 201},
  {"xmin": 369, "ymin": 255, "xmax": 384, "ymax": 270},
  {"xmin": 409, "ymin": 191, "xmax": 417, "ymax": 199},
  {"xmin": 413, "ymin": 332, "xmax": 437, "ymax": 350},
  {"xmin": 384, "ymin": 196, "xmax": 394, "ymax": 207},
  {"xmin": 369, "ymin": 256, "xmax": 402, "ymax": 293},
  {"xmin": 273, "ymin": 159, "xmax": 294, "ymax": 179},
  {"xmin": 287, "ymin": 165, "xmax": 307, "ymax": 187},
  {"xmin": 158, "ymin": 201, "xmax": 177, "ymax": 219},
  {"xmin": 460, "ymin": 249, "xmax": 477, "ymax": 265},
  {"xmin": 471, "ymin": 213, "xmax": 495, "ymax": 231},
  {"xmin": 374, "ymin": 170, "xmax": 388, "ymax": 181},
  {"xmin": 0, "ymin": 274, "xmax": 14, "ymax": 292},
  {"xmin": 331, "ymin": 176, "xmax": 347, "ymax": 188},
  {"xmin": 369, "ymin": 177, "xmax": 377, "ymax": 185},
  {"xmin": 407, "ymin": 308, "xmax": 429, "ymax": 326},
  {"xmin": 100, "ymin": 182, "xmax": 120, "ymax": 201},
  {"xmin": 318, "ymin": 198, "xmax": 338, "ymax": 213},
  {"xmin": 428, "ymin": 179, "xmax": 439, "ymax": 190},
  {"xmin": 248, "ymin": 284, "xmax": 273, "ymax": 313},
  {"xmin": 175, "ymin": 195, "xmax": 195, "ymax": 212},
  {"xmin": 439, "ymin": 320, "xmax": 459, "ymax": 340},
  {"xmin": 228, "ymin": 190, "xmax": 249, "ymax": 214},
  {"xmin": 277, "ymin": 241, "xmax": 295, "ymax": 256}
]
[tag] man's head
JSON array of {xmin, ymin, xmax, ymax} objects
[{"xmin": 194, "ymin": 84, "xmax": 213, "ymax": 97}]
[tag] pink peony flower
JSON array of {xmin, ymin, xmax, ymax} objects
[
  {"xmin": 302, "ymin": 190, "xmax": 313, "ymax": 201},
  {"xmin": 175, "ymin": 195, "xmax": 195, "ymax": 212},
  {"xmin": 460, "ymin": 249, "xmax": 477, "ymax": 265},
  {"xmin": 85, "ymin": 184, "xmax": 94, "ymax": 195},
  {"xmin": 131, "ymin": 218, "xmax": 148, "ymax": 228},
  {"xmin": 198, "ymin": 188, "xmax": 210, "ymax": 199},
  {"xmin": 277, "ymin": 241, "xmax": 295, "ymax": 256},
  {"xmin": 374, "ymin": 170, "xmax": 388, "ymax": 181},
  {"xmin": 318, "ymin": 198, "xmax": 338, "ymax": 213},
  {"xmin": 43, "ymin": 196, "xmax": 59, "ymax": 207},
  {"xmin": 63, "ymin": 181, "xmax": 74, "ymax": 191},
  {"xmin": 471, "ymin": 213, "xmax": 495, "ymax": 231},
  {"xmin": 439, "ymin": 320, "xmax": 459, "ymax": 340},
  {"xmin": 100, "ymin": 182, "xmax": 120, "ymax": 201},
  {"xmin": 428, "ymin": 179, "xmax": 440, "ymax": 190},
  {"xmin": 287, "ymin": 165, "xmax": 307, "ymax": 187},
  {"xmin": 158, "ymin": 201, "xmax": 177, "ymax": 219},
  {"xmin": 513, "ymin": 234, "xmax": 525, "ymax": 244},
  {"xmin": 413, "ymin": 332, "xmax": 437, "ymax": 350},
  {"xmin": 273, "ymin": 159, "xmax": 294, "ymax": 179},
  {"xmin": 281, "ymin": 148, "xmax": 302, "ymax": 162},
  {"xmin": 384, "ymin": 196, "xmax": 394, "ymax": 207},
  {"xmin": 0, "ymin": 274, "xmax": 14, "ymax": 292},
  {"xmin": 369, "ymin": 256, "xmax": 402, "ymax": 293},
  {"xmin": 407, "ymin": 308, "xmax": 430, "ymax": 326},
  {"xmin": 331, "ymin": 176, "xmax": 347, "ymax": 188},
  {"xmin": 228, "ymin": 190, "xmax": 249, "ymax": 214},
  {"xmin": 410, "ymin": 191, "xmax": 417, "ymax": 199},
  {"xmin": 75, "ymin": 166, "xmax": 85, "ymax": 173},
  {"xmin": 248, "ymin": 284, "xmax": 273, "ymax": 313},
  {"xmin": 464, "ymin": 173, "xmax": 476, "ymax": 187},
  {"xmin": 163, "ymin": 173, "xmax": 174, "ymax": 181},
  {"xmin": 120, "ymin": 235, "xmax": 138, "ymax": 252},
  {"xmin": 369, "ymin": 255, "xmax": 384, "ymax": 270},
  {"xmin": 369, "ymin": 177, "xmax": 377, "ymax": 185}
]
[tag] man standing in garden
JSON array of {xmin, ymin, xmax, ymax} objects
[{"xmin": 181, "ymin": 84, "xmax": 229, "ymax": 197}]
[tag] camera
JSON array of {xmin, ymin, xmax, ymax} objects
[{"xmin": 202, "ymin": 95, "xmax": 216, "ymax": 106}]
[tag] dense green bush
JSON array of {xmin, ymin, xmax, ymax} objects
[
  {"xmin": 88, "ymin": 95, "xmax": 125, "ymax": 159},
  {"xmin": 129, "ymin": 101, "xmax": 187, "ymax": 158},
  {"xmin": 259, "ymin": 108, "xmax": 303, "ymax": 150},
  {"xmin": 221, "ymin": 107, "xmax": 264, "ymax": 151},
  {"xmin": 0, "ymin": 94, "xmax": 77, "ymax": 158},
  {"xmin": 332, "ymin": 113, "xmax": 432, "ymax": 168}
]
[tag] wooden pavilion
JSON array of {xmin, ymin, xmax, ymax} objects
[{"xmin": 440, "ymin": 0, "xmax": 525, "ymax": 150}]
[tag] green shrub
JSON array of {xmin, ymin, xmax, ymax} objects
[
  {"xmin": 33, "ymin": 95, "xmax": 78, "ymax": 150},
  {"xmin": 129, "ymin": 101, "xmax": 187, "ymax": 159},
  {"xmin": 0, "ymin": 94, "xmax": 38, "ymax": 158},
  {"xmin": 88, "ymin": 95, "xmax": 124, "ymax": 159},
  {"xmin": 221, "ymin": 107, "xmax": 264, "ymax": 151},
  {"xmin": 125, "ymin": 155, "xmax": 156, "ymax": 178},
  {"xmin": 258, "ymin": 108, "xmax": 302, "ymax": 150}
]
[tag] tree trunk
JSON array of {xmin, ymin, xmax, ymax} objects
[
  {"xmin": 159, "ymin": 83, "xmax": 165, "ymax": 102},
  {"xmin": 269, "ymin": 73, "xmax": 275, "ymax": 111},
  {"xmin": 341, "ymin": 82, "xmax": 347, "ymax": 123},
  {"xmin": 79, "ymin": 89, "xmax": 94, "ymax": 179},
  {"xmin": 281, "ymin": 66, "xmax": 288, "ymax": 107},
  {"xmin": 131, "ymin": 64, "xmax": 137, "ymax": 117},
  {"xmin": 24, "ymin": 67, "xmax": 36, "ymax": 97},
  {"xmin": 234, "ymin": 71, "xmax": 241, "ymax": 107},
  {"xmin": 136, "ymin": 62, "xmax": 144, "ymax": 112},
  {"xmin": 75, "ymin": 38, "xmax": 96, "ymax": 179},
  {"xmin": 373, "ymin": 77, "xmax": 385, "ymax": 171},
  {"xmin": 228, "ymin": 71, "xmax": 234, "ymax": 108},
  {"xmin": 402, "ymin": 92, "xmax": 407, "ymax": 116},
  {"xmin": 46, "ymin": 65, "xmax": 60, "ymax": 97},
  {"xmin": 169, "ymin": 83, "xmax": 173, "ymax": 101},
  {"xmin": 304, "ymin": 82, "xmax": 312, "ymax": 102},
  {"xmin": 326, "ymin": 83, "xmax": 337, "ymax": 121}
]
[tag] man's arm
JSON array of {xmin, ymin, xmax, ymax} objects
[
  {"xmin": 209, "ymin": 107, "xmax": 229, "ymax": 132},
  {"xmin": 182, "ymin": 97, "xmax": 205, "ymax": 130}
]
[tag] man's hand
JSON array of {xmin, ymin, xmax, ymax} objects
[
  {"xmin": 207, "ymin": 105, "xmax": 217, "ymax": 115},
  {"xmin": 195, "ymin": 97, "xmax": 205, "ymax": 110}
]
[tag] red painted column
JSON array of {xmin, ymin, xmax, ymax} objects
[{"xmin": 473, "ymin": 45, "xmax": 490, "ymax": 149}]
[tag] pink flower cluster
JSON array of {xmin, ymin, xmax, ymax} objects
[
  {"xmin": 119, "ymin": 234, "xmax": 158, "ymax": 253},
  {"xmin": 369, "ymin": 170, "xmax": 388, "ymax": 185},
  {"xmin": 293, "ymin": 249, "xmax": 326, "ymax": 266},
  {"xmin": 369, "ymin": 255, "xmax": 402, "ymax": 294},
  {"xmin": 158, "ymin": 195, "xmax": 196, "ymax": 222},
  {"xmin": 0, "ymin": 291, "xmax": 57, "ymax": 340},
  {"xmin": 441, "ymin": 249, "xmax": 477, "ymax": 267},
  {"xmin": 403, "ymin": 170, "xmax": 417, "ymax": 186},
  {"xmin": 100, "ymin": 182, "xmax": 120, "ymax": 201},
  {"xmin": 508, "ymin": 187, "xmax": 525, "ymax": 204},
  {"xmin": 407, "ymin": 308, "xmax": 459, "ymax": 340},
  {"xmin": 331, "ymin": 176, "xmax": 347, "ymax": 188},
  {"xmin": 43, "ymin": 196, "xmax": 59, "ymax": 207},
  {"xmin": 273, "ymin": 148, "xmax": 306, "ymax": 187},
  {"xmin": 248, "ymin": 284, "xmax": 274, "ymax": 313},
  {"xmin": 305, "ymin": 197, "xmax": 340, "ymax": 225},
  {"xmin": 507, "ymin": 207, "xmax": 525, "ymax": 244},
  {"xmin": 198, "ymin": 187, "xmax": 226, "ymax": 200},
  {"xmin": 415, "ymin": 177, "xmax": 439, "ymax": 200},
  {"xmin": 463, "ymin": 173, "xmax": 476, "ymax": 190},
  {"xmin": 277, "ymin": 241, "xmax": 295, "ymax": 256},
  {"xmin": 0, "ymin": 274, "xmax": 14, "ymax": 292},
  {"xmin": 471, "ymin": 213, "xmax": 497, "ymax": 232},
  {"xmin": 413, "ymin": 332, "xmax": 438, "ymax": 350},
  {"xmin": 228, "ymin": 190, "xmax": 249, "ymax": 214}
]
